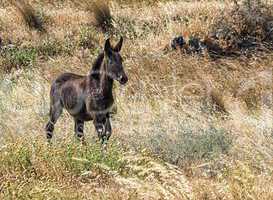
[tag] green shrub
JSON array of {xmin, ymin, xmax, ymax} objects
[
  {"xmin": 0, "ymin": 45, "xmax": 37, "ymax": 72},
  {"xmin": 113, "ymin": 17, "xmax": 138, "ymax": 39},
  {"xmin": 36, "ymin": 37, "xmax": 75, "ymax": 58},
  {"xmin": 37, "ymin": 38, "xmax": 63, "ymax": 57},
  {"xmin": 113, "ymin": 15, "xmax": 168, "ymax": 39},
  {"xmin": 148, "ymin": 126, "xmax": 232, "ymax": 165},
  {"xmin": 78, "ymin": 26, "xmax": 99, "ymax": 51},
  {"xmin": 0, "ymin": 138, "xmax": 125, "ymax": 176},
  {"xmin": 63, "ymin": 141, "xmax": 124, "ymax": 174}
]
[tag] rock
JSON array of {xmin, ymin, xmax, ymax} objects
[
  {"xmin": 202, "ymin": 37, "xmax": 224, "ymax": 56},
  {"xmin": 188, "ymin": 36, "xmax": 205, "ymax": 53},
  {"xmin": 171, "ymin": 36, "xmax": 186, "ymax": 50}
]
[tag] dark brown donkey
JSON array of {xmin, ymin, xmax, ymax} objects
[{"xmin": 45, "ymin": 37, "xmax": 128, "ymax": 144}]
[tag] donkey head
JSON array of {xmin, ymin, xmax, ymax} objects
[{"xmin": 104, "ymin": 37, "xmax": 128, "ymax": 85}]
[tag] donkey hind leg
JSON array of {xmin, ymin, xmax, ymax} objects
[
  {"xmin": 74, "ymin": 119, "xmax": 85, "ymax": 142},
  {"xmin": 45, "ymin": 100, "xmax": 63, "ymax": 140}
]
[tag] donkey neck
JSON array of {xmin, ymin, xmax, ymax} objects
[
  {"xmin": 100, "ymin": 62, "xmax": 113, "ymax": 96},
  {"xmin": 89, "ymin": 52, "xmax": 113, "ymax": 97}
]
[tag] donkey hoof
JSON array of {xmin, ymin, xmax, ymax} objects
[
  {"xmin": 46, "ymin": 132, "xmax": 53, "ymax": 140},
  {"xmin": 101, "ymin": 142, "xmax": 108, "ymax": 154},
  {"xmin": 76, "ymin": 135, "xmax": 86, "ymax": 144},
  {"xmin": 81, "ymin": 139, "xmax": 87, "ymax": 146},
  {"xmin": 76, "ymin": 133, "xmax": 84, "ymax": 138}
]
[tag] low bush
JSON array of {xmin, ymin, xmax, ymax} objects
[
  {"xmin": 209, "ymin": 0, "xmax": 273, "ymax": 52},
  {"xmin": 36, "ymin": 37, "xmax": 75, "ymax": 58},
  {"xmin": 0, "ymin": 45, "xmax": 37, "ymax": 72},
  {"xmin": 147, "ymin": 126, "xmax": 232, "ymax": 166},
  {"xmin": 0, "ymin": 137, "xmax": 125, "ymax": 198},
  {"xmin": 0, "ymin": 137, "xmax": 125, "ymax": 176},
  {"xmin": 78, "ymin": 26, "xmax": 100, "ymax": 51}
]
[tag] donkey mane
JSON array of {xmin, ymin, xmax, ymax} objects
[{"xmin": 90, "ymin": 52, "xmax": 105, "ymax": 78}]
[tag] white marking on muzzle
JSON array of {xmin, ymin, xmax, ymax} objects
[
  {"xmin": 98, "ymin": 128, "xmax": 103, "ymax": 133},
  {"xmin": 118, "ymin": 75, "xmax": 123, "ymax": 81}
]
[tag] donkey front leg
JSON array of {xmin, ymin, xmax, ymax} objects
[
  {"xmin": 105, "ymin": 116, "xmax": 112, "ymax": 142},
  {"xmin": 100, "ymin": 115, "xmax": 112, "ymax": 146},
  {"xmin": 100, "ymin": 116, "xmax": 112, "ymax": 152},
  {"xmin": 74, "ymin": 118, "xmax": 85, "ymax": 142}
]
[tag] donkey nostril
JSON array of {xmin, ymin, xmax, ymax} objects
[{"xmin": 120, "ymin": 76, "xmax": 128, "ymax": 84}]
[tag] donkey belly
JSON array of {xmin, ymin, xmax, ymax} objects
[
  {"xmin": 60, "ymin": 86, "xmax": 93, "ymax": 121},
  {"xmin": 73, "ymin": 110, "xmax": 93, "ymax": 121},
  {"xmin": 67, "ymin": 102, "xmax": 93, "ymax": 121}
]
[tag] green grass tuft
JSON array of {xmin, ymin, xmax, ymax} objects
[{"xmin": 0, "ymin": 45, "xmax": 37, "ymax": 72}]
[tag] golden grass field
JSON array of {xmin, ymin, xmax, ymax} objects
[{"xmin": 0, "ymin": 0, "xmax": 272, "ymax": 199}]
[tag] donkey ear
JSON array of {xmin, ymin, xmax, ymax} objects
[
  {"xmin": 104, "ymin": 38, "xmax": 112, "ymax": 56},
  {"xmin": 113, "ymin": 36, "xmax": 123, "ymax": 52}
]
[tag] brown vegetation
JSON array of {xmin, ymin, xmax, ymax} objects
[
  {"xmin": 209, "ymin": 0, "xmax": 273, "ymax": 53},
  {"xmin": 12, "ymin": 0, "xmax": 45, "ymax": 32}
]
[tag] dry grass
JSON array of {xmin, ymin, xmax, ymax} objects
[
  {"xmin": 0, "ymin": 0, "xmax": 273, "ymax": 199},
  {"xmin": 12, "ymin": 0, "xmax": 45, "ymax": 32}
]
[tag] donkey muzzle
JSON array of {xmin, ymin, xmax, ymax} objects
[{"xmin": 95, "ymin": 124, "xmax": 105, "ymax": 138}]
